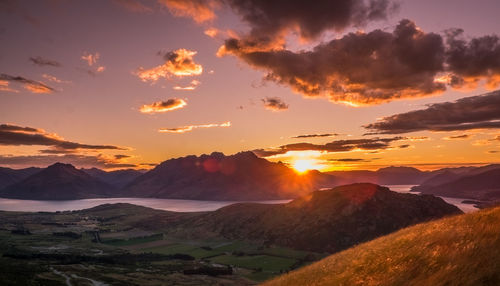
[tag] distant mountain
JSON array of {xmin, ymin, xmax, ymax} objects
[
  {"xmin": 166, "ymin": 183, "xmax": 461, "ymax": 253},
  {"xmin": 0, "ymin": 167, "xmax": 41, "ymax": 189},
  {"xmin": 122, "ymin": 151, "xmax": 338, "ymax": 200},
  {"xmin": 328, "ymin": 166, "xmax": 432, "ymax": 185},
  {"xmin": 264, "ymin": 205, "xmax": 500, "ymax": 286},
  {"xmin": 82, "ymin": 168, "xmax": 145, "ymax": 189},
  {"xmin": 413, "ymin": 167, "xmax": 500, "ymax": 201},
  {"xmin": 0, "ymin": 163, "xmax": 115, "ymax": 200}
]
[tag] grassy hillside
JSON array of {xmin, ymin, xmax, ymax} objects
[
  {"xmin": 264, "ymin": 206, "xmax": 500, "ymax": 286},
  {"xmin": 173, "ymin": 183, "xmax": 460, "ymax": 253}
]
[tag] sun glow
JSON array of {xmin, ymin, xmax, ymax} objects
[{"xmin": 293, "ymin": 159, "xmax": 323, "ymax": 173}]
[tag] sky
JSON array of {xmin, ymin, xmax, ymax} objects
[{"xmin": 1, "ymin": 0, "xmax": 500, "ymax": 171}]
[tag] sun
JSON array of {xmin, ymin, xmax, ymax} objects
[{"xmin": 293, "ymin": 159, "xmax": 316, "ymax": 173}]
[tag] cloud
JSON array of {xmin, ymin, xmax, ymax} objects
[
  {"xmin": 253, "ymin": 137, "xmax": 404, "ymax": 157},
  {"xmin": 221, "ymin": 20, "xmax": 446, "ymax": 105},
  {"xmin": 262, "ymin": 97, "xmax": 288, "ymax": 111},
  {"xmin": 159, "ymin": 0, "xmax": 218, "ymax": 23},
  {"xmin": 445, "ymin": 29, "xmax": 500, "ymax": 89},
  {"xmin": 328, "ymin": 158, "xmax": 368, "ymax": 162},
  {"xmin": 162, "ymin": 0, "xmax": 499, "ymax": 105},
  {"xmin": 0, "ymin": 123, "xmax": 126, "ymax": 151},
  {"xmin": 136, "ymin": 49, "xmax": 203, "ymax": 82},
  {"xmin": 139, "ymin": 98, "xmax": 187, "ymax": 113},
  {"xmin": 29, "ymin": 56, "xmax": 61, "ymax": 67},
  {"xmin": 364, "ymin": 90, "xmax": 500, "ymax": 134},
  {"xmin": 292, "ymin": 133, "xmax": 338, "ymax": 139},
  {"xmin": 42, "ymin": 74, "xmax": 71, "ymax": 84},
  {"xmin": 162, "ymin": 0, "xmax": 397, "ymax": 44},
  {"xmin": 0, "ymin": 74, "xmax": 54, "ymax": 94},
  {"xmin": 81, "ymin": 52, "xmax": 100, "ymax": 66},
  {"xmin": 204, "ymin": 27, "xmax": 219, "ymax": 38},
  {"xmin": 173, "ymin": 80, "xmax": 201, "ymax": 90},
  {"xmin": 159, "ymin": 121, "xmax": 231, "ymax": 133},
  {"xmin": 443, "ymin": 134, "xmax": 471, "ymax": 140},
  {"xmin": 80, "ymin": 52, "xmax": 105, "ymax": 75},
  {"xmin": 0, "ymin": 80, "xmax": 19, "ymax": 93},
  {"xmin": 113, "ymin": 0, "xmax": 153, "ymax": 13}
]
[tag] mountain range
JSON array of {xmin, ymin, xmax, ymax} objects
[
  {"xmin": 412, "ymin": 165, "xmax": 500, "ymax": 201},
  {"xmin": 0, "ymin": 151, "xmax": 499, "ymax": 201}
]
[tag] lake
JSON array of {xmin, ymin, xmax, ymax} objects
[
  {"xmin": 384, "ymin": 185, "xmax": 478, "ymax": 213},
  {"xmin": 0, "ymin": 197, "xmax": 291, "ymax": 213},
  {"xmin": 0, "ymin": 185, "xmax": 477, "ymax": 213}
]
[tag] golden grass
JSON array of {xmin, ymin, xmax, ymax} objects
[{"xmin": 264, "ymin": 207, "xmax": 500, "ymax": 286}]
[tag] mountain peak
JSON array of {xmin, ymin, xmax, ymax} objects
[{"xmin": 47, "ymin": 162, "xmax": 76, "ymax": 170}]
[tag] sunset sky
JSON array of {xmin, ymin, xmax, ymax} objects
[{"xmin": 1, "ymin": 0, "xmax": 500, "ymax": 171}]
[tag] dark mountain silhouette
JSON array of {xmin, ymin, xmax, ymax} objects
[
  {"xmin": 413, "ymin": 168, "xmax": 500, "ymax": 201},
  {"xmin": 329, "ymin": 166, "xmax": 432, "ymax": 185},
  {"xmin": 164, "ymin": 183, "xmax": 461, "ymax": 253},
  {"xmin": 0, "ymin": 163, "xmax": 114, "ymax": 200},
  {"xmin": 82, "ymin": 168, "xmax": 145, "ymax": 189},
  {"xmin": 121, "ymin": 151, "xmax": 338, "ymax": 200},
  {"xmin": 0, "ymin": 167, "xmax": 41, "ymax": 189}
]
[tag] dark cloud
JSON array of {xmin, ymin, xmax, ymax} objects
[
  {"xmin": 292, "ymin": 133, "xmax": 338, "ymax": 139},
  {"xmin": 162, "ymin": 0, "xmax": 397, "ymax": 44},
  {"xmin": 221, "ymin": 20, "xmax": 446, "ymax": 105},
  {"xmin": 29, "ymin": 56, "xmax": 61, "ymax": 67},
  {"xmin": 445, "ymin": 29, "xmax": 500, "ymax": 89},
  {"xmin": 114, "ymin": 154, "xmax": 131, "ymax": 160},
  {"xmin": 222, "ymin": 0, "xmax": 398, "ymax": 45},
  {"xmin": 398, "ymin": 144, "xmax": 410, "ymax": 148},
  {"xmin": 444, "ymin": 134, "xmax": 471, "ymax": 140},
  {"xmin": 0, "ymin": 123, "xmax": 126, "ymax": 150},
  {"xmin": 253, "ymin": 137, "xmax": 404, "ymax": 157},
  {"xmin": 262, "ymin": 97, "xmax": 288, "ymax": 111},
  {"xmin": 364, "ymin": 90, "xmax": 500, "ymax": 134},
  {"xmin": 0, "ymin": 74, "xmax": 54, "ymax": 94}
]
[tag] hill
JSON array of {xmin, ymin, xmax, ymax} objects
[
  {"xmin": 0, "ymin": 163, "xmax": 115, "ymax": 200},
  {"xmin": 328, "ymin": 166, "xmax": 432, "ymax": 185},
  {"xmin": 82, "ymin": 167, "xmax": 145, "ymax": 188},
  {"xmin": 264, "ymin": 205, "xmax": 500, "ymax": 286},
  {"xmin": 0, "ymin": 167, "xmax": 41, "ymax": 189},
  {"xmin": 167, "ymin": 183, "xmax": 461, "ymax": 253},
  {"xmin": 122, "ymin": 151, "xmax": 338, "ymax": 200},
  {"xmin": 413, "ymin": 168, "xmax": 500, "ymax": 201}
]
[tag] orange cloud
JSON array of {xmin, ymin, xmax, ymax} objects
[
  {"xmin": 173, "ymin": 80, "xmax": 201, "ymax": 90},
  {"xmin": 204, "ymin": 27, "xmax": 219, "ymax": 38},
  {"xmin": 140, "ymin": 98, "xmax": 187, "ymax": 113},
  {"xmin": 0, "ymin": 80, "xmax": 19, "ymax": 93},
  {"xmin": 24, "ymin": 83, "xmax": 53, "ymax": 94},
  {"xmin": 0, "ymin": 74, "xmax": 54, "ymax": 94},
  {"xmin": 159, "ymin": 0, "xmax": 218, "ymax": 23},
  {"xmin": 159, "ymin": 121, "xmax": 231, "ymax": 133},
  {"xmin": 137, "ymin": 49, "xmax": 203, "ymax": 82}
]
